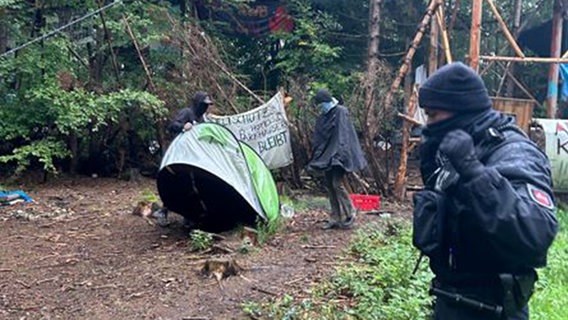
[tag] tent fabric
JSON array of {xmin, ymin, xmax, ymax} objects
[{"xmin": 157, "ymin": 123, "xmax": 279, "ymax": 231}]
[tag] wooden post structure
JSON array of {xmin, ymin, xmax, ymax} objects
[
  {"xmin": 547, "ymin": 0, "xmax": 563, "ymax": 119},
  {"xmin": 486, "ymin": 0, "xmax": 525, "ymax": 58},
  {"xmin": 394, "ymin": 87, "xmax": 418, "ymax": 201},
  {"xmin": 469, "ymin": 0, "xmax": 483, "ymax": 71},
  {"xmin": 381, "ymin": 0, "xmax": 441, "ymax": 140}
]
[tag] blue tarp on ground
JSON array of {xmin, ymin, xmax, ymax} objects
[{"xmin": 0, "ymin": 190, "xmax": 34, "ymax": 203}]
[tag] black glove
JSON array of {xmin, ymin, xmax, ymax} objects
[{"xmin": 438, "ymin": 129, "xmax": 484, "ymax": 181}]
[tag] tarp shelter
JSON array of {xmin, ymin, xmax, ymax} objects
[{"xmin": 157, "ymin": 123, "xmax": 279, "ymax": 232}]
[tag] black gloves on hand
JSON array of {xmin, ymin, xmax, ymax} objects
[{"xmin": 438, "ymin": 129, "xmax": 485, "ymax": 181}]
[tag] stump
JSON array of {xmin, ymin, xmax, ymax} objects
[{"xmin": 201, "ymin": 257, "xmax": 242, "ymax": 282}]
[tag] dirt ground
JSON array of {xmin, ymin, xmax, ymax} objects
[{"xmin": 0, "ymin": 176, "xmax": 408, "ymax": 320}]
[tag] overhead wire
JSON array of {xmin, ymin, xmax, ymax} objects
[{"xmin": 0, "ymin": 0, "xmax": 122, "ymax": 59}]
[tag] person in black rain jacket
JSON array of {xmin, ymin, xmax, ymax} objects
[
  {"xmin": 156, "ymin": 91, "xmax": 214, "ymax": 227},
  {"xmin": 308, "ymin": 89, "xmax": 367, "ymax": 229},
  {"xmin": 412, "ymin": 62, "xmax": 558, "ymax": 320}
]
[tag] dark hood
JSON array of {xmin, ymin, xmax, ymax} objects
[{"xmin": 191, "ymin": 91, "xmax": 212, "ymax": 117}]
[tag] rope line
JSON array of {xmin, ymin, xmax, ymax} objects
[{"xmin": 0, "ymin": 0, "xmax": 121, "ymax": 59}]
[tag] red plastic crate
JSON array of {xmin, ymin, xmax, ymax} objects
[{"xmin": 349, "ymin": 194, "xmax": 381, "ymax": 211}]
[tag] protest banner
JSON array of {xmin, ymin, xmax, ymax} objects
[
  {"xmin": 535, "ymin": 118, "xmax": 568, "ymax": 192},
  {"xmin": 207, "ymin": 92, "xmax": 293, "ymax": 169}
]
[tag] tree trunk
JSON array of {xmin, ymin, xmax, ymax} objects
[
  {"xmin": 364, "ymin": 0, "xmax": 381, "ymax": 134},
  {"xmin": 0, "ymin": 8, "xmax": 7, "ymax": 53},
  {"xmin": 362, "ymin": 0, "xmax": 386, "ymax": 193}
]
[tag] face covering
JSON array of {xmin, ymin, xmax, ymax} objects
[{"xmin": 320, "ymin": 98, "xmax": 339, "ymax": 114}]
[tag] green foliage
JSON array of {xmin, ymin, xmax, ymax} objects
[
  {"xmin": 256, "ymin": 215, "xmax": 285, "ymax": 245},
  {"xmin": 140, "ymin": 189, "xmax": 159, "ymax": 203},
  {"xmin": 0, "ymin": 138, "xmax": 70, "ymax": 173},
  {"xmin": 530, "ymin": 208, "xmax": 568, "ymax": 320},
  {"xmin": 243, "ymin": 221, "xmax": 433, "ymax": 320},
  {"xmin": 188, "ymin": 230, "xmax": 214, "ymax": 252},
  {"xmin": 270, "ymin": 0, "xmax": 341, "ymax": 78}
]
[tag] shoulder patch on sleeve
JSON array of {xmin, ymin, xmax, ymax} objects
[{"xmin": 527, "ymin": 184, "xmax": 555, "ymax": 210}]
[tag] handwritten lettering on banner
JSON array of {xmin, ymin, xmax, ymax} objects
[
  {"xmin": 207, "ymin": 92, "xmax": 294, "ymax": 169},
  {"xmin": 535, "ymin": 119, "xmax": 568, "ymax": 192}
]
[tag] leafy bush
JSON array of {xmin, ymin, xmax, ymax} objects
[{"xmin": 0, "ymin": 138, "xmax": 70, "ymax": 173}]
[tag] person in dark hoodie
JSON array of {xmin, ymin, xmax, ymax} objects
[
  {"xmin": 155, "ymin": 91, "xmax": 214, "ymax": 227},
  {"xmin": 412, "ymin": 62, "xmax": 558, "ymax": 319},
  {"xmin": 308, "ymin": 89, "xmax": 367, "ymax": 230},
  {"xmin": 168, "ymin": 91, "xmax": 214, "ymax": 136}
]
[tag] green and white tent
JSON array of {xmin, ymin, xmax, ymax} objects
[{"xmin": 157, "ymin": 123, "xmax": 279, "ymax": 232}]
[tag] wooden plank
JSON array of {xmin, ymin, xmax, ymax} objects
[{"xmin": 480, "ymin": 55, "xmax": 568, "ymax": 63}]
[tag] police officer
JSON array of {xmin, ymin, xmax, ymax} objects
[{"xmin": 412, "ymin": 62, "xmax": 558, "ymax": 319}]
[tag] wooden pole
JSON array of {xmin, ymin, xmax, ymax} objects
[
  {"xmin": 97, "ymin": 0, "xmax": 121, "ymax": 84},
  {"xmin": 505, "ymin": 0, "xmax": 523, "ymax": 97},
  {"xmin": 547, "ymin": 0, "xmax": 563, "ymax": 118},
  {"xmin": 480, "ymin": 56, "xmax": 568, "ymax": 63},
  {"xmin": 428, "ymin": 5, "xmax": 439, "ymax": 75},
  {"xmin": 485, "ymin": 0, "xmax": 525, "ymax": 58},
  {"xmin": 436, "ymin": 7, "xmax": 453, "ymax": 63},
  {"xmin": 381, "ymin": 0, "xmax": 441, "ymax": 139},
  {"xmin": 448, "ymin": 0, "xmax": 460, "ymax": 37},
  {"xmin": 123, "ymin": 16, "xmax": 155, "ymax": 90},
  {"xmin": 492, "ymin": 62, "xmax": 544, "ymax": 109},
  {"xmin": 394, "ymin": 87, "xmax": 418, "ymax": 201},
  {"xmin": 470, "ymin": 0, "xmax": 483, "ymax": 71}
]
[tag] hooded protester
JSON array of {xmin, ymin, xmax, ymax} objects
[
  {"xmin": 308, "ymin": 89, "xmax": 367, "ymax": 230},
  {"xmin": 168, "ymin": 91, "xmax": 214, "ymax": 136},
  {"xmin": 156, "ymin": 91, "xmax": 214, "ymax": 228},
  {"xmin": 413, "ymin": 62, "xmax": 558, "ymax": 319}
]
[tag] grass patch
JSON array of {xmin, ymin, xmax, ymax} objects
[
  {"xmin": 243, "ymin": 219, "xmax": 433, "ymax": 319},
  {"xmin": 256, "ymin": 215, "xmax": 285, "ymax": 245},
  {"xmin": 243, "ymin": 208, "xmax": 568, "ymax": 320},
  {"xmin": 530, "ymin": 207, "xmax": 568, "ymax": 320},
  {"xmin": 188, "ymin": 230, "xmax": 214, "ymax": 252}
]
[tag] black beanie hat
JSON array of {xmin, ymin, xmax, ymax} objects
[
  {"xmin": 314, "ymin": 89, "xmax": 333, "ymax": 104},
  {"xmin": 419, "ymin": 62, "xmax": 492, "ymax": 113}
]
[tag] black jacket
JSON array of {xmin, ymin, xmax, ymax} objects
[
  {"xmin": 420, "ymin": 125, "xmax": 558, "ymax": 285},
  {"xmin": 168, "ymin": 107, "xmax": 203, "ymax": 136},
  {"xmin": 168, "ymin": 92, "xmax": 211, "ymax": 136},
  {"xmin": 308, "ymin": 105, "xmax": 367, "ymax": 172}
]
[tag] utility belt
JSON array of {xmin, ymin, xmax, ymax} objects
[{"xmin": 431, "ymin": 271, "xmax": 537, "ymax": 319}]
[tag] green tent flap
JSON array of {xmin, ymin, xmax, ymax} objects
[{"xmin": 241, "ymin": 143, "xmax": 279, "ymax": 222}]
